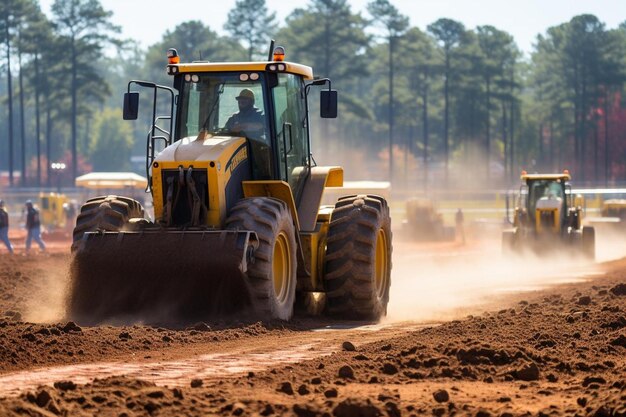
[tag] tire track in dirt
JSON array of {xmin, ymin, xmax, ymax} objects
[{"xmin": 0, "ymin": 322, "xmax": 429, "ymax": 397}]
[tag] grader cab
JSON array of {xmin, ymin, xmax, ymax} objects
[
  {"xmin": 69, "ymin": 45, "xmax": 392, "ymax": 324},
  {"xmin": 502, "ymin": 171, "xmax": 595, "ymax": 259}
]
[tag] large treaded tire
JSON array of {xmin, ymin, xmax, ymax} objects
[
  {"xmin": 225, "ymin": 197, "xmax": 297, "ymax": 321},
  {"xmin": 582, "ymin": 226, "xmax": 595, "ymax": 260},
  {"xmin": 72, "ymin": 195, "xmax": 145, "ymax": 251},
  {"xmin": 324, "ymin": 194, "xmax": 392, "ymax": 321}
]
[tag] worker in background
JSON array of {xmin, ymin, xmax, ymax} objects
[
  {"xmin": 25, "ymin": 200, "xmax": 46, "ymax": 254},
  {"xmin": 0, "ymin": 200, "xmax": 14, "ymax": 254},
  {"xmin": 455, "ymin": 208, "xmax": 465, "ymax": 245},
  {"xmin": 63, "ymin": 201, "xmax": 77, "ymax": 233}
]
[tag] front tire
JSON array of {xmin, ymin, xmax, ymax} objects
[
  {"xmin": 71, "ymin": 195, "xmax": 145, "ymax": 251},
  {"xmin": 69, "ymin": 195, "xmax": 145, "ymax": 319},
  {"xmin": 324, "ymin": 195, "xmax": 392, "ymax": 321},
  {"xmin": 225, "ymin": 197, "xmax": 297, "ymax": 320}
]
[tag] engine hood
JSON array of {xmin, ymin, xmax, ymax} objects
[{"xmin": 154, "ymin": 135, "xmax": 246, "ymax": 163}]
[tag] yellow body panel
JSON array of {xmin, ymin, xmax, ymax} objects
[
  {"xmin": 521, "ymin": 173, "xmax": 571, "ymax": 182},
  {"xmin": 325, "ymin": 167, "xmax": 344, "ymax": 187},
  {"xmin": 152, "ymin": 137, "xmax": 248, "ymax": 227},
  {"xmin": 242, "ymin": 180, "xmax": 300, "ymax": 231},
  {"xmin": 170, "ymin": 61, "xmax": 314, "ymax": 80},
  {"xmin": 535, "ymin": 208, "xmax": 560, "ymax": 233}
]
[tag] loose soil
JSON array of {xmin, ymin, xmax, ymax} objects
[{"xmin": 0, "ymin": 246, "xmax": 625, "ymax": 416}]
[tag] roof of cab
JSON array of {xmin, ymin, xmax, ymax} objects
[
  {"xmin": 170, "ymin": 61, "xmax": 314, "ymax": 80},
  {"xmin": 521, "ymin": 173, "xmax": 571, "ymax": 182}
]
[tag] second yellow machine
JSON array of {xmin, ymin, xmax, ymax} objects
[
  {"xmin": 502, "ymin": 171, "xmax": 595, "ymax": 258},
  {"xmin": 69, "ymin": 46, "xmax": 392, "ymax": 323}
]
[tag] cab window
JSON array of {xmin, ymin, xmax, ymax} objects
[{"xmin": 272, "ymin": 73, "xmax": 309, "ymax": 199}]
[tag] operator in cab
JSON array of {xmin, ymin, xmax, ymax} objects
[
  {"xmin": 224, "ymin": 89, "xmax": 265, "ymax": 140},
  {"xmin": 224, "ymin": 88, "xmax": 271, "ymax": 179}
]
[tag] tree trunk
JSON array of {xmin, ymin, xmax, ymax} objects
[
  {"xmin": 443, "ymin": 50, "xmax": 450, "ymax": 185},
  {"xmin": 5, "ymin": 13, "xmax": 15, "ymax": 187},
  {"xmin": 422, "ymin": 69, "xmax": 429, "ymax": 191},
  {"xmin": 71, "ymin": 34, "xmax": 78, "ymax": 181},
  {"xmin": 485, "ymin": 76, "xmax": 491, "ymax": 180},
  {"xmin": 18, "ymin": 47, "xmax": 26, "ymax": 186},
  {"xmin": 594, "ymin": 113, "xmax": 599, "ymax": 184},
  {"xmin": 509, "ymin": 101, "xmax": 515, "ymax": 180},
  {"xmin": 502, "ymin": 102, "xmax": 507, "ymax": 185},
  {"xmin": 46, "ymin": 101, "xmax": 52, "ymax": 188},
  {"xmin": 34, "ymin": 54, "xmax": 42, "ymax": 187},
  {"xmin": 549, "ymin": 114, "xmax": 554, "ymax": 172},
  {"xmin": 388, "ymin": 35, "xmax": 395, "ymax": 184},
  {"xmin": 604, "ymin": 89, "xmax": 610, "ymax": 186}
]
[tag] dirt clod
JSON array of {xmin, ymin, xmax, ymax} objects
[
  {"xmin": 190, "ymin": 379, "xmax": 203, "ymax": 388},
  {"xmin": 277, "ymin": 382, "xmax": 294, "ymax": 395},
  {"xmin": 610, "ymin": 283, "xmax": 626, "ymax": 296},
  {"xmin": 53, "ymin": 381, "xmax": 76, "ymax": 391},
  {"xmin": 338, "ymin": 365, "xmax": 354, "ymax": 379},
  {"xmin": 324, "ymin": 388, "xmax": 338, "ymax": 398},
  {"xmin": 342, "ymin": 341, "xmax": 356, "ymax": 351},
  {"xmin": 382, "ymin": 363, "xmax": 398, "ymax": 375},
  {"xmin": 333, "ymin": 398, "xmax": 381, "ymax": 417},
  {"xmin": 512, "ymin": 362, "xmax": 540, "ymax": 381},
  {"xmin": 433, "ymin": 389, "xmax": 449, "ymax": 403},
  {"xmin": 62, "ymin": 322, "xmax": 82, "ymax": 333}
]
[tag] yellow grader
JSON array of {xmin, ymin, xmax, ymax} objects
[
  {"xmin": 502, "ymin": 171, "xmax": 595, "ymax": 259},
  {"xmin": 69, "ymin": 45, "xmax": 392, "ymax": 323}
]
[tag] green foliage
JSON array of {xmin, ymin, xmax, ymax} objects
[
  {"xmin": 144, "ymin": 21, "xmax": 247, "ymax": 85},
  {"xmin": 88, "ymin": 107, "xmax": 134, "ymax": 171},
  {"xmin": 225, "ymin": 0, "xmax": 277, "ymax": 61},
  {"xmin": 3, "ymin": 3, "xmax": 626, "ymax": 188}
]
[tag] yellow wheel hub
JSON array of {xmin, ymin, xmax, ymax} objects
[
  {"xmin": 375, "ymin": 228, "xmax": 388, "ymax": 298},
  {"xmin": 273, "ymin": 232, "xmax": 291, "ymax": 304}
]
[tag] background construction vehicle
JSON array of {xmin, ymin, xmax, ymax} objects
[
  {"xmin": 502, "ymin": 171, "xmax": 595, "ymax": 259},
  {"xmin": 39, "ymin": 192, "xmax": 69, "ymax": 230},
  {"xmin": 402, "ymin": 198, "xmax": 454, "ymax": 241},
  {"xmin": 585, "ymin": 199, "xmax": 626, "ymax": 231},
  {"xmin": 69, "ymin": 45, "xmax": 392, "ymax": 324}
]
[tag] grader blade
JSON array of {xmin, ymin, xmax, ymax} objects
[{"xmin": 68, "ymin": 230, "xmax": 257, "ymax": 325}]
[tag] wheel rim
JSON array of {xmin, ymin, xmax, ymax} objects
[
  {"xmin": 375, "ymin": 228, "xmax": 388, "ymax": 299},
  {"xmin": 273, "ymin": 232, "xmax": 291, "ymax": 304}
]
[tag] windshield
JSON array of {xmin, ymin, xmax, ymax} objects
[
  {"xmin": 528, "ymin": 179, "xmax": 564, "ymax": 215},
  {"xmin": 176, "ymin": 72, "xmax": 269, "ymax": 142}
]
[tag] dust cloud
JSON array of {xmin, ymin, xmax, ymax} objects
[
  {"xmin": 385, "ymin": 227, "xmax": 624, "ymax": 324},
  {"xmin": 23, "ymin": 260, "xmax": 70, "ymax": 324}
]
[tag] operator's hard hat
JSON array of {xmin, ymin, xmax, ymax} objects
[
  {"xmin": 0, "ymin": 200, "xmax": 4, "ymax": 207},
  {"xmin": 236, "ymin": 89, "xmax": 255, "ymax": 101},
  {"xmin": 25, "ymin": 200, "xmax": 32, "ymax": 207}
]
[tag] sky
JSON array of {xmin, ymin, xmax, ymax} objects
[{"xmin": 39, "ymin": 0, "xmax": 625, "ymax": 57}]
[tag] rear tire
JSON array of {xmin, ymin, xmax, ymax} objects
[
  {"xmin": 72, "ymin": 195, "xmax": 145, "ymax": 251},
  {"xmin": 582, "ymin": 226, "xmax": 595, "ymax": 260},
  {"xmin": 502, "ymin": 229, "xmax": 517, "ymax": 255},
  {"xmin": 324, "ymin": 195, "xmax": 392, "ymax": 321},
  {"xmin": 225, "ymin": 197, "xmax": 297, "ymax": 321}
]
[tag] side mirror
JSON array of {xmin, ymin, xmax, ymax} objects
[
  {"xmin": 123, "ymin": 92, "xmax": 139, "ymax": 120},
  {"xmin": 320, "ymin": 89, "xmax": 337, "ymax": 118}
]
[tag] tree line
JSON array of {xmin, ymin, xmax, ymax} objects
[{"xmin": 1, "ymin": 0, "xmax": 625, "ymax": 189}]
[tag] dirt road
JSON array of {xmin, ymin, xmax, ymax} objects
[{"xmin": 0, "ymin": 238, "xmax": 625, "ymax": 416}]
